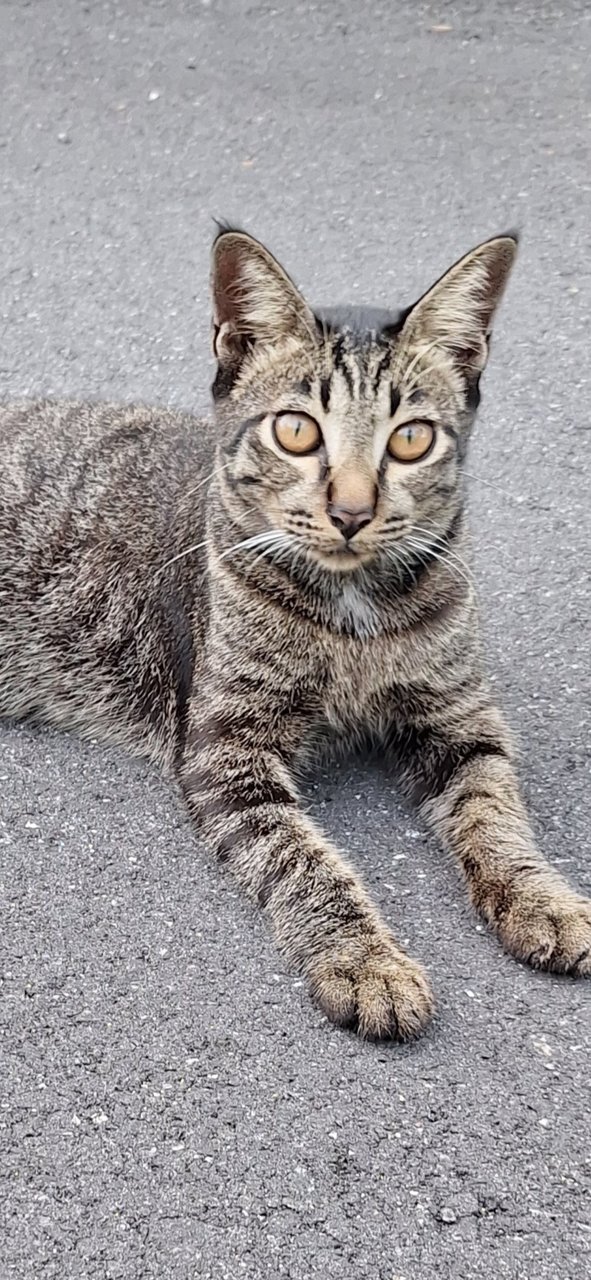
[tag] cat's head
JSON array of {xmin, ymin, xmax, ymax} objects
[{"xmin": 210, "ymin": 226, "xmax": 517, "ymax": 576}]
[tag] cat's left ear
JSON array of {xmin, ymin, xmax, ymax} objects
[
  {"xmin": 400, "ymin": 234, "xmax": 518, "ymax": 376},
  {"xmin": 210, "ymin": 228, "xmax": 316, "ymax": 378}
]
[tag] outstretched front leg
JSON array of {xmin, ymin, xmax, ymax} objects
[
  {"xmin": 179, "ymin": 657, "xmax": 433, "ymax": 1039},
  {"xmin": 391, "ymin": 688, "xmax": 591, "ymax": 974}
]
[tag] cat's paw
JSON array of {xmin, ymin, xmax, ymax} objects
[
  {"xmin": 308, "ymin": 937, "xmax": 434, "ymax": 1040},
  {"xmin": 494, "ymin": 886, "xmax": 591, "ymax": 976}
]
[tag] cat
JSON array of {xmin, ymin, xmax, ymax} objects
[{"xmin": 1, "ymin": 226, "xmax": 589, "ymax": 1041}]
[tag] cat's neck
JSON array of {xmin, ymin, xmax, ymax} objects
[{"xmin": 208, "ymin": 510, "xmax": 471, "ymax": 642}]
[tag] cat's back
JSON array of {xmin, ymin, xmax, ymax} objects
[
  {"xmin": 0, "ymin": 396, "xmax": 216, "ymax": 560},
  {"xmin": 0, "ymin": 399, "xmax": 215, "ymax": 762},
  {"xmin": 0, "ymin": 397, "xmax": 212, "ymax": 519}
]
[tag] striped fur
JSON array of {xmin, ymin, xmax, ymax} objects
[{"xmin": 1, "ymin": 230, "xmax": 589, "ymax": 1040}]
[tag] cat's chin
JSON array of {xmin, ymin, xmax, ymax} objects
[{"xmin": 311, "ymin": 546, "xmax": 374, "ymax": 573}]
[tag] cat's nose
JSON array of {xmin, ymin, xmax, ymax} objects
[{"xmin": 327, "ymin": 502, "xmax": 375, "ymax": 541}]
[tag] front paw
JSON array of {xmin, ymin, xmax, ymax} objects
[
  {"xmin": 307, "ymin": 934, "xmax": 434, "ymax": 1040},
  {"xmin": 492, "ymin": 884, "xmax": 591, "ymax": 976}
]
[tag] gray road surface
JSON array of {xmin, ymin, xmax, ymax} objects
[{"xmin": 1, "ymin": 2, "xmax": 590, "ymax": 1277}]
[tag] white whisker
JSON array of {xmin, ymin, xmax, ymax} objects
[
  {"xmin": 182, "ymin": 459, "xmax": 232, "ymax": 500},
  {"xmin": 411, "ymin": 525, "xmax": 475, "ymax": 583},
  {"xmin": 154, "ymin": 538, "xmax": 209, "ymax": 578},
  {"xmin": 218, "ymin": 529, "xmax": 286, "ymax": 560},
  {"xmin": 155, "ymin": 462, "xmax": 234, "ymax": 579},
  {"xmin": 395, "ymin": 543, "xmax": 420, "ymax": 586},
  {"xmin": 459, "ymin": 467, "xmax": 545, "ymax": 512},
  {"xmin": 381, "ymin": 541, "xmax": 417, "ymax": 586},
  {"xmin": 405, "ymin": 535, "xmax": 473, "ymax": 591},
  {"xmin": 215, "ymin": 528, "xmax": 298, "ymax": 577}
]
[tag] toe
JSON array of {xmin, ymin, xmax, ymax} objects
[
  {"xmin": 499, "ymin": 894, "xmax": 591, "ymax": 977},
  {"xmin": 311, "ymin": 971, "xmax": 357, "ymax": 1029},
  {"xmin": 309, "ymin": 943, "xmax": 434, "ymax": 1041}
]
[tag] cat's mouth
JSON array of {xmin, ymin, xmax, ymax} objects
[{"xmin": 311, "ymin": 542, "xmax": 374, "ymax": 571}]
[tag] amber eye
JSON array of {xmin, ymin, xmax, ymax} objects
[
  {"xmin": 273, "ymin": 411, "xmax": 322, "ymax": 455},
  {"xmin": 387, "ymin": 420, "xmax": 435, "ymax": 463}
]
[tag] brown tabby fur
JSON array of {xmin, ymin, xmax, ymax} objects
[{"xmin": 1, "ymin": 228, "xmax": 589, "ymax": 1040}]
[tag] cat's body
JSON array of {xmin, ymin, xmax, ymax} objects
[
  {"xmin": 1, "ymin": 228, "xmax": 589, "ymax": 1040},
  {"xmin": 0, "ymin": 397, "xmax": 476, "ymax": 764},
  {"xmin": 0, "ymin": 399, "xmax": 210, "ymax": 764}
]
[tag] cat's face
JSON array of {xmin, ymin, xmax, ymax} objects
[{"xmin": 210, "ymin": 229, "xmax": 517, "ymax": 576}]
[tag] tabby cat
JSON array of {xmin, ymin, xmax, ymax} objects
[{"xmin": 1, "ymin": 228, "xmax": 589, "ymax": 1040}]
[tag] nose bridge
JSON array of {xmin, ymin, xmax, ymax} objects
[
  {"xmin": 328, "ymin": 463, "xmax": 377, "ymax": 514},
  {"xmin": 326, "ymin": 458, "xmax": 377, "ymax": 541}
]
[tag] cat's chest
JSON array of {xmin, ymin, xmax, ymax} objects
[
  {"xmin": 320, "ymin": 608, "xmax": 413, "ymax": 732},
  {"xmin": 317, "ymin": 585, "xmax": 458, "ymax": 731},
  {"xmin": 329, "ymin": 581, "xmax": 383, "ymax": 642}
]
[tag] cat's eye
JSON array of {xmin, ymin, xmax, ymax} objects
[
  {"xmin": 273, "ymin": 411, "xmax": 322, "ymax": 455},
  {"xmin": 387, "ymin": 420, "xmax": 435, "ymax": 463}
]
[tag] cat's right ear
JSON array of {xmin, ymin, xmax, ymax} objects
[{"xmin": 210, "ymin": 228, "xmax": 316, "ymax": 383}]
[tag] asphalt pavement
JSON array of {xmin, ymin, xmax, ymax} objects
[{"xmin": 1, "ymin": 2, "xmax": 590, "ymax": 1277}]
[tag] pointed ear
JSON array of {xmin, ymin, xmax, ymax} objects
[
  {"xmin": 401, "ymin": 234, "xmax": 518, "ymax": 376},
  {"xmin": 210, "ymin": 228, "xmax": 315, "ymax": 375}
]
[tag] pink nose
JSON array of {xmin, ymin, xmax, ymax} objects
[{"xmin": 327, "ymin": 502, "xmax": 375, "ymax": 541}]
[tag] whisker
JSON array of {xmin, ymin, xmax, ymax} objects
[
  {"xmin": 218, "ymin": 529, "xmax": 287, "ymax": 560},
  {"xmin": 385, "ymin": 542, "xmax": 418, "ymax": 587},
  {"xmin": 154, "ymin": 538, "xmax": 209, "ymax": 578},
  {"xmin": 243, "ymin": 533, "xmax": 297, "ymax": 580},
  {"xmin": 406, "ymin": 536, "xmax": 473, "ymax": 591},
  {"xmin": 155, "ymin": 462, "xmax": 235, "ymax": 577},
  {"xmin": 411, "ymin": 525, "xmax": 475, "ymax": 582},
  {"xmin": 459, "ymin": 467, "xmax": 547, "ymax": 512},
  {"xmin": 182, "ymin": 459, "xmax": 232, "ymax": 500},
  {"xmin": 157, "ymin": 524, "xmax": 288, "ymax": 579}
]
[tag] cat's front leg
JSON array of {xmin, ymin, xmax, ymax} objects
[
  {"xmin": 395, "ymin": 696, "xmax": 591, "ymax": 974},
  {"xmin": 179, "ymin": 675, "xmax": 433, "ymax": 1039}
]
